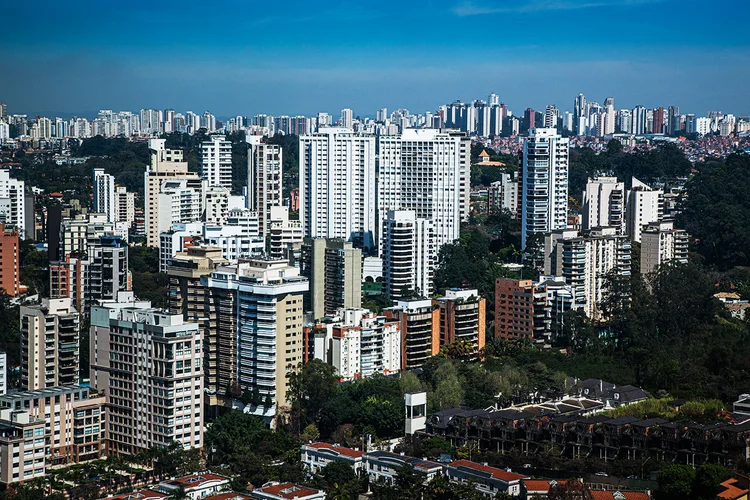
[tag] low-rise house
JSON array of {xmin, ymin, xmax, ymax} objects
[
  {"xmin": 158, "ymin": 474, "xmax": 230, "ymax": 500},
  {"xmin": 104, "ymin": 490, "xmax": 167, "ymax": 500},
  {"xmin": 363, "ymin": 450, "xmax": 443, "ymax": 484},
  {"xmin": 522, "ymin": 479, "xmax": 568, "ymax": 498},
  {"xmin": 301, "ymin": 442, "xmax": 364, "ymax": 473},
  {"xmin": 446, "ymin": 460, "xmax": 528, "ymax": 497},
  {"xmin": 250, "ymin": 483, "xmax": 324, "ymax": 500},
  {"xmin": 717, "ymin": 474, "xmax": 749, "ymax": 500},
  {"xmin": 589, "ymin": 491, "xmax": 651, "ymax": 500}
]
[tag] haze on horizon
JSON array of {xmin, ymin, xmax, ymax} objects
[{"xmin": 2, "ymin": 0, "xmax": 749, "ymax": 118}]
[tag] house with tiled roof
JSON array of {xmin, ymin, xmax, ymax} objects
[
  {"xmin": 362, "ymin": 450, "xmax": 443, "ymax": 485},
  {"xmin": 718, "ymin": 474, "xmax": 750, "ymax": 500},
  {"xmin": 250, "ymin": 483, "xmax": 324, "ymax": 500},
  {"xmin": 446, "ymin": 459, "xmax": 528, "ymax": 497},
  {"xmin": 203, "ymin": 494, "xmax": 253, "ymax": 500},
  {"xmin": 104, "ymin": 490, "xmax": 167, "ymax": 500},
  {"xmin": 590, "ymin": 490, "xmax": 651, "ymax": 500},
  {"xmin": 522, "ymin": 479, "xmax": 569, "ymax": 498},
  {"xmin": 158, "ymin": 474, "xmax": 230, "ymax": 500},
  {"xmin": 300, "ymin": 442, "xmax": 364, "ymax": 473}
]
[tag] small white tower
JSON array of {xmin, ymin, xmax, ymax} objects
[{"xmin": 404, "ymin": 392, "xmax": 427, "ymax": 435}]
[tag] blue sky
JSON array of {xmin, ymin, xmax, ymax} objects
[{"xmin": 2, "ymin": 0, "xmax": 748, "ymax": 118}]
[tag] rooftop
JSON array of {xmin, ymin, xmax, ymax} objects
[{"xmin": 449, "ymin": 460, "xmax": 527, "ymax": 482}]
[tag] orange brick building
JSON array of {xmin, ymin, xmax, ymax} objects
[
  {"xmin": 0, "ymin": 223, "xmax": 20, "ymax": 297},
  {"xmin": 494, "ymin": 278, "xmax": 547, "ymax": 340},
  {"xmin": 433, "ymin": 289, "xmax": 486, "ymax": 356}
]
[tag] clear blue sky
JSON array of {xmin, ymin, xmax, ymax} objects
[{"xmin": 2, "ymin": 0, "xmax": 748, "ymax": 118}]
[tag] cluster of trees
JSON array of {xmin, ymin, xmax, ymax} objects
[
  {"xmin": 469, "ymin": 142, "xmax": 519, "ymax": 187},
  {"xmin": 656, "ymin": 463, "xmax": 732, "ymax": 500},
  {"xmin": 288, "ymin": 360, "xmax": 405, "ymax": 442},
  {"xmin": 679, "ymin": 153, "xmax": 750, "ymax": 270},
  {"xmin": 204, "ymin": 412, "xmax": 303, "ymax": 489},
  {"xmin": 129, "ymin": 245, "xmax": 168, "ymax": 309}
]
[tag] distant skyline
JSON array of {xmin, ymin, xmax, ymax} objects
[{"xmin": 2, "ymin": 0, "xmax": 749, "ymax": 117}]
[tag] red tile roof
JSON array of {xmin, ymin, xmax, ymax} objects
[
  {"xmin": 307, "ymin": 442, "xmax": 364, "ymax": 458},
  {"xmin": 591, "ymin": 491, "xmax": 651, "ymax": 500},
  {"xmin": 523, "ymin": 479, "xmax": 568, "ymax": 493},
  {"xmin": 204, "ymin": 493, "xmax": 253, "ymax": 500},
  {"xmin": 449, "ymin": 460, "xmax": 528, "ymax": 482},
  {"xmin": 718, "ymin": 478, "xmax": 750, "ymax": 500},
  {"xmin": 257, "ymin": 483, "xmax": 322, "ymax": 499}
]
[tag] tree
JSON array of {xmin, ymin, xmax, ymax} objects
[
  {"xmin": 679, "ymin": 154, "xmax": 750, "ymax": 270},
  {"xmin": 547, "ymin": 480, "xmax": 594, "ymax": 500},
  {"xmin": 321, "ymin": 460, "xmax": 357, "ymax": 490},
  {"xmin": 204, "ymin": 412, "xmax": 266, "ymax": 463},
  {"xmin": 287, "ymin": 359, "xmax": 338, "ymax": 433},
  {"xmin": 300, "ymin": 423, "xmax": 320, "ymax": 442},
  {"xmin": 692, "ymin": 463, "xmax": 731, "ymax": 500},
  {"xmin": 656, "ymin": 464, "xmax": 696, "ymax": 500}
]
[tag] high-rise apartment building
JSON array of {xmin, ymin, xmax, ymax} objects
[
  {"xmin": 20, "ymin": 298, "xmax": 80, "ymax": 390},
  {"xmin": 487, "ymin": 173, "xmax": 518, "ymax": 216},
  {"xmin": 433, "ymin": 289, "xmax": 486, "ymax": 356},
  {"xmin": 93, "ymin": 168, "xmax": 116, "ymax": 222},
  {"xmin": 115, "ymin": 185, "xmax": 135, "ymax": 227},
  {"xmin": 90, "ymin": 293, "xmax": 204, "ymax": 456},
  {"xmin": 626, "ymin": 177, "xmax": 663, "ymax": 243},
  {"xmin": 300, "ymin": 238, "xmax": 362, "ymax": 321},
  {"xmin": 632, "ymin": 105, "xmax": 647, "ymax": 135},
  {"xmin": 299, "ymin": 128, "xmax": 376, "ymax": 250},
  {"xmin": 145, "ymin": 139, "xmax": 202, "ymax": 247},
  {"xmin": 0, "ymin": 224, "xmax": 20, "ymax": 297},
  {"xmin": 268, "ymin": 206, "xmax": 304, "ymax": 261},
  {"xmin": 640, "ymin": 221, "xmax": 689, "ymax": 275},
  {"xmin": 329, "ymin": 309, "xmax": 401, "ymax": 380},
  {"xmin": 247, "ymin": 136, "xmax": 283, "ymax": 236},
  {"xmin": 201, "ymin": 135, "xmax": 233, "ymax": 189},
  {"xmin": 653, "ymin": 107, "xmax": 666, "ymax": 135},
  {"xmin": 157, "ymin": 179, "xmax": 203, "ymax": 237},
  {"xmin": 340, "ymin": 108, "xmax": 353, "ymax": 129},
  {"xmin": 383, "ymin": 299, "xmax": 440, "ymax": 371},
  {"xmin": 0, "ymin": 410, "xmax": 47, "ymax": 484},
  {"xmin": 0, "ymin": 386, "xmax": 105, "ymax": 465},
  {"xmin": 167, "ymin": 247, "xmax": 230, "ymax": 408},
  {"xmin": 582, "ymin": 177, "xmax": 625, "ymax": 233},
  {"xmin": 223, "ymin": 259, "xmax": 307, "ymax": 423},
  {"xmin": 544, "ymin": 228, "xmax": 631, "ymax": 319},
  {"xmin": 520, "ymin": 128, "xmax": 569, "ymax": 250},
  {"xmin": 378, "ymin": 129, "xmax": 470, "ymax": 250},
  {"xmin": 88, "ymin": 235, "xmax": 131, "ymax": 307},
  {"xmin": 668, "ymin": 105, "xmax": 681, "ymax": 135},
  {"xmin": 381, "ymin": 210, "xmax": 435, "ymax": 300},
  {"xmin": 58, "ymin": 212, "xmax": 127, "ymax": 260},
  {"xmin": 0, "ymin": 170, "xmax": 25, "ymax": 239},
  {"xmin": 494, "ymin": 277, "xmax": 574, "ymax": 344}
]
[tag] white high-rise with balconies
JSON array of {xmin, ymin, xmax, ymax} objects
[
  {"xmin": 521, "ymin": 128, "xmax": 569, "ymax": 250},
  {"xmin": 582, "ymin": 177, "xmax": 625, "ymax": 233},
  {"xmin": 382, "ymin": 210, "xmax": 436, "ymax": 300},
  {"xmin": 299, "ymin": 128, "xmax": 376, "ymax": 250},
  {"xmin": 90, "ymin": 293, "xmax": 203, "ymax": 456},
  {"xmin": 201, "ymin": 135, "xmax": 233, "ymax": 189},
  {"xmin": 247, "ymin": 136, "xmax": 283, "ymax": 236},
  {"xmin": 377, "ymin": 129, "xmax": 470, "ymax": 251},
  {"xmin": 93, "ymin": 168, "xmax": 116, "ymax": 223},
  {"xmin": 626, "ymin": 177, "xmax": 663, "ymax": 243},
  {"xmin": 0, "ymin": 170, "xmax": 25, "ymax": 239}
]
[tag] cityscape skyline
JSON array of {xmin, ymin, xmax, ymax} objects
[{"xmin": 2, "ymin": 0, "xmax": 749, "ymax": 116}]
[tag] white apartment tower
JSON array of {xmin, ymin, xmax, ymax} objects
[
  {"xmin": 90, "ymin": 293, "xmax": 204, "ymax": 456},
  {"xmin": 247, "ymin": 136, "xmax": 283, "ymax": 236},
  {"xmin": 299, "ymin": 128, "xmax": 377, "ymax": 250},
  {"xmin": 145, "ymin": 139, "xmax": 202, "ymax": 247},
  {"xmin": 640, "ymin": 221, "xmax": 689, "ymax": 275},
  {"xmin": 115, "ymin": 185, "xmax": 135, "ymax": 227},
  {"xmin": 626, "ymin": 177, "xmax": 663, "ymax": 243},
  {"xmin": 521, "ymin": 128, "xmax": 569, "ymax": 250},
  {"xmin": 210, "ymin": 260, "xmax": 307, "ymax": 424},
  {"xmin": 93, "ymin": 168, "xmax": 116, "ymax": 223},
  {"xmin": 201, "ymin": 135, "xmax": 233, "ymax": 189},
  {"xmin": 378, "ymin": 128, "xmax": 470, "ymax": 251},
  {"xmin": 582, "ymin": 177, "xmax": 625, "ymax": 233},
  {"xmin": 0, "ymin": 170, "xmax": 25, "ymax": 239},
  {"xmin": 382, "ymin": 210, "xmax": 436, "ymax": 300},
  {"xmin": 340, "ymin": 108, "xmax": 353, "ymax": 129},
  {"xmin": 544, "ymin": 228, "xmax": 631, "ymax": 319}
]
